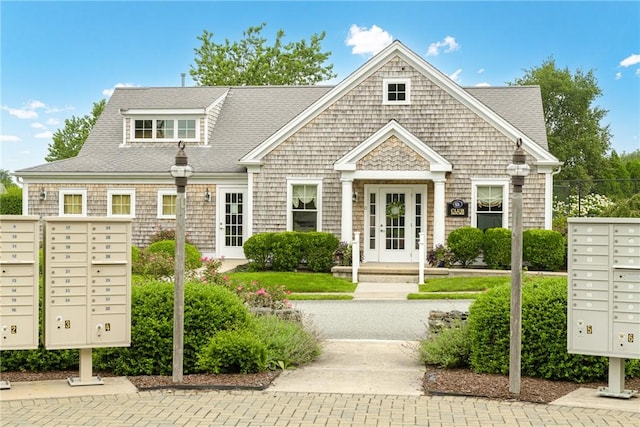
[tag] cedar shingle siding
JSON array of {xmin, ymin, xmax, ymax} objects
[{"xmin": 16, "ymin": 41, "xmax": 558, "ymax": 259}]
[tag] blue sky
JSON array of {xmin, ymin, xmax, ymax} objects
[{"xmin": 1, "ymin": 1, "xmax": 639, "ymax": 176}]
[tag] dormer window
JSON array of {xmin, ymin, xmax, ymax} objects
[
  {"xmin": 131, "ymin": 118, "xmax": 199, "ymax": 141},
  {"xmin": 383, "ymin": 78, "xmax": 411, "ymax": 105}
]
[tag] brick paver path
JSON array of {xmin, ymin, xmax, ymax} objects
[{"xmin": 2, "ymin": 390, "xmax": 638, "ymax": 426}]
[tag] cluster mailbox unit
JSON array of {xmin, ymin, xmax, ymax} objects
[
  {"xmin": 568, "ymin": 217, "xmax": 640, "ymax": 398},
  {"xmin": 43, "ymin": 217, "xmax": 132, "ymax": 386},
  {"xmin": 0, "ymin": 216, "xmax": 40, "ymax": 389}
]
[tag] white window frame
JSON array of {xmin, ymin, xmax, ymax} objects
[
  {"xmin": 107, "ymin": 189, "xmax": 136, "ymax": 218},
  {"xmin": 471, "ymin": 179, "xmax": 509, "ymax": 229},
  {"xmin": 157, "ymin": 189, "xmax": 178, "ymax": 219},
  {"xmin": 286, "ymin": 178, "xmax": 322, "ymax": 232},
  {"xmin": 58, "ymin": 189, "xmax": 87, "ymax": 217},
  {"xmin": 131, "ymin": 117, "xmax": 200, "ymax": 142},
  {"xmin": 382, "ymin": 78, "xmax": 411, "ymax": 105}
]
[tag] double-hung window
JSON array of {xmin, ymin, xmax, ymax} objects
[
  {"xmin": 108, "ymin": 189, "xmax": 135, "ymax": 217},
  {"xmin": 288, "ymin": 180, "xmax": 322, "ymax": 232},
  {"xmin": 59, "ymin": 189, "xmax": 87, "ymax": 216},
  {"xmin": 472, "ymin": 181, "xmax": 508, "ymax": 231},
  {"xmin": 157, "ymin": 189, "xmax": 178, "ymax": 219}
]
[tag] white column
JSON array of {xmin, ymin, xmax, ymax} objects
[
  {"xmin": 544, "ymin": 172, "xmax": 553, "ymax": 230},
  {"xmin": 352, "ymin": 232, "xmax": 360, "ymax": 283},
  {"xmin": 246, "ymin": 171, "xmax": 254, "ymax": 237},
  {"xmin": 433, "ymin": 178, "xmax": 446, "ymax": 248},
  {"xmin": 341, "ymin": 178, "xmax": 353, "ymax": 242},
  {"xmin": 418, "ymin": 232, "xmax": 425, "ymax": 284}
]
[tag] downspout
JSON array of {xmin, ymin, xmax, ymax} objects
[{"xmin": 546, "ymin": 166, "xmax": 562, "ymax": 230}]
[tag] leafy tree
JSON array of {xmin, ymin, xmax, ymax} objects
[
  {"xmin": 46, "ymin": 99, "xmax": 106, "ymax": 162},
  {"xmin": 190, "ymin": 23, "xmax": 336, "ymax": 86},
  {"xmin": 0, "ymin": 169, "xmax": 17, "ymax": 189},
  {"xmin": 511, "ymin": 58, "xmax": 611, "ymax": 182}
]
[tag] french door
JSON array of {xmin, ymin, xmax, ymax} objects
[
  {"xmin": 364, "ymin": 185, "xmax": 426, "ymax": 263},
  {"xmin": 216, "ymin": 187, "xmax": 246, "ymax": 259}
]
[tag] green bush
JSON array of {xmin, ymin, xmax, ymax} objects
[
  {"xmin": 447, "ymin": 227, "xmax": 484, "ymax": 267},
  {"xmin": 131, "ymin": 246, "xmax": 141, "ymax": 265},
  {"xmin": 146, "ymin": 240, "xmax": 202, "ymax": 271},
  {"xmin": 93, "ymin": 281, "xmax": 249, "ymax": 375},
  {"xmin": 132, "ymin": 249, "xmax": 175, "ymax": 277},
  {"xmin": 197, "ymin": 329, "xmax": 268, "ymax": 374},
  {"xmin": 482, "ymin": 228, "xmax": 511, "ymax": 269},
  {"xmin": 271, "ymin": 232, "xmax": 303, "ymax": 271},
  {"xmin": 0, "ymin": 186, "xmax": 22, "ymax": 214},
  {"xmin": 301, "ymin": 232, "xmax": 340, "ymax": 272},
  {"xmin": 523, "ymin": 229, "xmax": 565, "ymax": 271},
  {"xmin": 468, "ymin": 277, "xmax": 639, "ymax": 382},
  {"xmin": 419, "ymin": 321, "xmax": 471, "ymax": 368},
  {"xmin": 251, "ymin": 315, "xmax": 321, "ymax": 370},
  {"xmin": 243, "ymin": 233, "xmax": 274, "ymax": 271}
]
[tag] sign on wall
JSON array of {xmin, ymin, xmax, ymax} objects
[{"xmin": 447, "ymin": 199, "xmax": 468, "ymax": 217}]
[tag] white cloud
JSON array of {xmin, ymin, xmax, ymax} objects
[
  {"xmin": 615, "ymin": 72, "xmax": 622, "ymax": 80},
  {"xmin": 636, "ymin": 68, "xmax": 640, "ymax": 76},
  {"xmin": 34, "ymin": 131, "xmax": 53, "ymax": 139},
  {"xmin": 31, "ymin": 122, "xmax": 46, "ymax": 129},
  {"xmin": 448, "ymin": 69, "xmax": 462, "ymax": 83},
  {"xmin": 620, "ymin": 54, "xmax": 640, "ymax": 67},
  {"xmin": 46, "ymin": 118, "xmax": 60, "ymax": 126},
  {"xmin": 103, "ymin": 82, "xmax": 138, "ymax": 97},
  {"xmin": 475, "ymin": 82, "xmax": 491, "ymax": 87},
  {"xmin": 477, "ymin": 68, "xmax": 485, "ymax": 74},
  {"xmin": 0, "ymin": 135, "xmax": 21, "ymax": 142},
  {"xmin": 345, "ymin": 24, "xmax": 393, "ymax": 55},
  {"xmin": 426, "ymin": 35, "xmax": 460, "ymax": 56},
  {"xmin": 1, "ymin": 105, "xmax": 38, "ymax": 119}
]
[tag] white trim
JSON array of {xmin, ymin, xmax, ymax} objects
[
  {"xmin": 544, "ymin": 172, "xmax": 553, "ymax": 230},
  {"xmin": 58, "ymin": 188, "xmax": 87, "ymax": 217},
  {"xmin": 471, "ymin": 179, "xmax": 510, "ymax": 229},
  {"xmin": 240, "ymin": 40, "xmax": 560, "ymax": 166},
  {"xmin": 107, "ymin": 188, "xmax": 136, "ymax": 218},
  {"xmin": 382, "ymin": 77, "xmax": 411, "ymax": 105},
  {"xmin": 334, "ymin": 120, "xmax": 452, "ymax": 173},
  {"xmin": 157, "ymin": 188, "xmax": 178, "ymax": 219},
  {"xmin": 286, "ymin": 178, "xmax": 323, "ymax": 232},
  {"xmin": 216, "ymin": 186, "xmax": 248, "ymax": 259},
  {"xmin": 353, "ymin": 170, "xmax": 446, "ymax": 180}
]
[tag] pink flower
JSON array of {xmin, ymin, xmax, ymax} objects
[
  {"xmin": 255, "ymin": 288, "xmax": 266, "ymax": 295},
  {"xmin": 237, "ymin": 286, "xmax": 243, "ymax": 291},
  {"xmin": 223, "ymin": 275, "xmax": 229, "ymax": 281}
]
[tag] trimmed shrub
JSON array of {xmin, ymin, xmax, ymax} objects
[
  {"xmin": 468, "ymin": 277, "xmax": 639, "ymax": 382},
  {"xmin": 523, "ymin": 229, "xmax": 565, "ymax": 271},
  {"xmin": 301, "ymin": 232, "xmax": 340, "ymax": 272},
  {"xmin": 93, "ymin": 281, "xmax": 249, "ymax": 375},
  {"xmin": 243, "ymin": 233, "xmax": 274, "ymax": 271},
  {"xmin": 271, "ymin": 232, "xmax": 303, "ymax": 271},
  {"xmin": 251, "ymin": 315, "xmax": 321, "ymax": 370},
  {"xmin": 197, "ymin": 329, "xmax": 268, "ymax": 374},
  {"xmin": 419, "ymin": 321, "xmax": 471, "ymax": 368},
  {"xmin": 131, "ymin": 246, "xmax": 141, "ymax": 266},
  {"xmin": 0, "ymin": 186, "xmax": 22, "ymax": 214},
  {"xmin": 447, "ymin": 227, "xmax": 484, "ymax": 267},
  {"xmin": 146, "ymin": 240, "xmax": 202, "ymax": 271},
  {"xmin": 482, "ymin": 228, "xmax": 511, "ymax": 269},
  {"xmin": 148, "ymin": 225, "xmax": 193, "ymax": 245}
]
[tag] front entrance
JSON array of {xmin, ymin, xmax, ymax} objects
[
  {"xmin": 216, "ymin": 187, "xmax": 247, "ymax": 259},
  {"xmin": 363, "ymin": 185, "xmax": 427, "ymax": 263}
]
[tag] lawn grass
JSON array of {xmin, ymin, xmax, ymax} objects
[
  {"xmin": 288, "ymin": 294, "xmax": 354, "ymax": 300},
  {"xmin": 227, "ymin": 271, "xmax": 357, "ymax": 293},
  {"xmin": 408, "ymin": 292, "xmax": 480, "ymax": 300},
  {"xmin": 419, "ymin": 276, "xmax": 510, "ymax": 293}
]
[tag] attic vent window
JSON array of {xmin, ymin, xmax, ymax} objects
[
  {"xmin": 383, "ymin": 78, "xmax": 411, "ymax": 105},
  {"xmin": 132, "ymin": 118, "xmax": 199, "ymax": 141}
]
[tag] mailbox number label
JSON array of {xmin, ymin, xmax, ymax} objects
[
  {"xmin": 64, "ymin": 320, "xmax": 71, "ymax": 329},
  {"xmin": 586, "ymin": 325, "xmax": 593, "ymax": 334},
  {"xmin": 629, "ymin": 334, "xmax": 635, "ymax": 343},
  {"xmin": 10, "ymin": 325, "xmax": 17, "ymax": 334},
  {"xmin": 105, "ymin": 323, "xmax": 111, "ymax": 332}
]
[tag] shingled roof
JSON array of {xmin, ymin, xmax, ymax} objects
[{"xmin": 16, "ymin": 84, "xmax": 549, "ymax": 176}]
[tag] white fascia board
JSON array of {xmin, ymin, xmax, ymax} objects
[
  {"xmin": 241, "ymin": 41, "xmax": 409, "ymax": 163},
  {"xmin": 353, "ymin": 170, "xmax": 439, "ymax": 180},
  {"xmin": 334, "ymin": 120, "xmax": 452, "ymax": 172},
  {"xmin": 120, "ymin": 108, "xmax": 206, "ymax": 115},
  {"xmin": 205, "ymin": 91, "xmax": 229, "ymax": 113}
]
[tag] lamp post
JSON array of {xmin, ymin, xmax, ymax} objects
[
  {"xmin": 170, "ymin": 141, "xmax": 193, "ymax": 383},
  {"xmin": 506, "ymin": 138, "xmax": 530, "ymax": 396}
]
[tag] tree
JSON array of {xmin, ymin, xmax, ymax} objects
[
  {"xmin": 511, "ymin": 58, "xmax": 611, "ymax": 182},
  {"xmin": 190, "ymin": 23, "xmax": 336, "ymax": 86},
  {"xmin": 0, "ymin": 169, "xmax": 17, "ymax": 189},
  {"xmin": 46, "ymin": 99, "xmax": 106, "ymax": 162}
]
